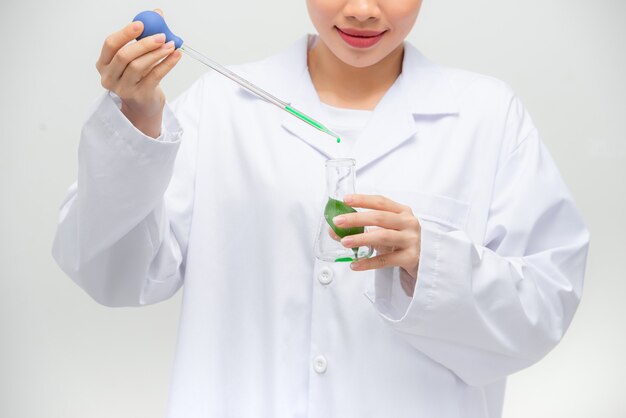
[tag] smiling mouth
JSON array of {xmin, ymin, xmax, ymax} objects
[
  {"xmin": 336, "ymin": 27, "xmax": 387, "ymax": 38},
  {"xmin": 335, "ymin": 27, "xmax": 387, "ymax": 48}
]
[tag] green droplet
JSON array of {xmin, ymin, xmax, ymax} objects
[{"xmin": 336, "ymin": 137, "xmax": 341, "ymax": 143}]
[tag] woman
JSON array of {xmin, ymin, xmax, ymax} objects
[{"xmin": 53, "ymin": 1, "xmax": 589, "ymax": 417}]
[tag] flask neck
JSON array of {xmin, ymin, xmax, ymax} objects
[{"xmin": 325, "ymin": 159, "xmax": 356, "ymax": 200}]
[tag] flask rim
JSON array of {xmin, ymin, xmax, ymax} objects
[{"xmin": 325, "ymin": 158, "xmax": 356, "ymax": 167}]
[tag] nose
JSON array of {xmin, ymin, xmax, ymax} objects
[{"xmin": 343, "ymin": 0, "xmax": 381, "ymax": 22}]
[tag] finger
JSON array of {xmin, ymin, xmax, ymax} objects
[
  {"xmin": 344, "ymin": 194, "xmax": 410, "ymax": 214},
  {"xmin": 340, "ymin": 229, "xmax": 412, "ymax": 250},
  {"xmin": 350, "ymin": 251, "xmax": 405, "ymax": 272},
  {"xmin": 98, "ymin": 21, "xmax": 145, "ymax": 68},
  {"xmin": 327, "ymin": 227, "xmax": 341, "ymax": 242},
  {"xmin": 333, "ymin": 209, "xmax": 410, "ymax": 230},
  {"xmin": 154, "ymin": 8, "xmax": 164, "ymax": 16},
  {"xmin": 107, "ymin": 33, "xmax": 167, "ymax": 82},
  {"xmin": 140, "ymin": 49, "xmax": 182, "ymax": 88},
  {"xmin": 399, "ymin": 268, "xmax": 417, "ymax": 297},
  {"xmin": 119, "ymin": 41, "xmax": 176, "ymax": 84}
]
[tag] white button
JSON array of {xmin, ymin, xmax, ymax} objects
[
  {"xmin": 318, "ymin": 267, "xmax": 334, "ymax": 285},
  {"xmin": 313, "ymin": 355, "xmax": 328, "ymax": 374}
]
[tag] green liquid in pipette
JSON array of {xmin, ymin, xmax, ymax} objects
[
  {"xmin": 285, "ymin": 105, "xmax": 341, "ymax": 143},
  {"xmin": 335, "ymin": 257, "xmax": 354, "ymax": 262}
]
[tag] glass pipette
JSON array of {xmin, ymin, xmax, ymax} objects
[{"xmin": 133, "ymin": 11, "xmax": 341, "ymax": 143}]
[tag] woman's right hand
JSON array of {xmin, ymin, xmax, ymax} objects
[{"xmin": 96, "ymin": 11, "xmax": 182, "ymax": 138}]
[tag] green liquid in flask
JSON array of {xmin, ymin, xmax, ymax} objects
[{"xmin": 324, "ymin": 197, "xmax": 362, "ymax": 259}]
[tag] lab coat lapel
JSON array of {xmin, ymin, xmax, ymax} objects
[
  {"xmin": 280, "ymin": 68, "xmax": 339, "ymax": 160},
  {"xmin": 263, "ymin": 37, "xmax": 461, "ymax": 164},
  {"xmin": 228, "ymin": 35, "xmax": 337, "ymax": 159},
  {"xmin": 353, "ymin": 43, "xmax": 461, "ymax": 173},
  {"xmin": 351, "ymin": 78, "xmax": 417, "ymax": 173}
]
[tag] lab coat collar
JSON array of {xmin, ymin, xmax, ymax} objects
[{"xmin": 255, "ymin": 35, "xmax": 461, "ymax": 170}]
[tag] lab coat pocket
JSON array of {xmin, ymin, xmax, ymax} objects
[
  {"xmin": 411, "ymin": 193, "xmax": 470, "ymax": 233},
  {"xmin": 376, "ymin": 189, "xmax": 471, "ymax": 232},
  {"xmin": 362, "ymin": 190, "xmax": 471, "ymax": 324}
]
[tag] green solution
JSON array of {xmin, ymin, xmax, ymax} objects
[
  {"xmin": 323, "ymin": 197, "xmax": 363, "ymax": 260},
  {"xmin": 285, "ymin": 105, "xmax": 341, "ymax": 143}
]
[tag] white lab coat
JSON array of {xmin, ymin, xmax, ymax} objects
[{"xmin": 53, "ymin": 35, "xmax": 589, "ymax": 418}]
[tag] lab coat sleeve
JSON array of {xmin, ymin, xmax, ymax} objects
[
  {"xmin": 368, "ymin": 119, "xmax": 589, "ymax": 387},
  {"xmin": 52, "ymin": 78, "xmax": 204, "ymax": 307}
]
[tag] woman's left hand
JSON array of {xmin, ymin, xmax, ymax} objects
[{"xmin": 332, "ymin": 194, "xmax": 421, "ymax": 296}]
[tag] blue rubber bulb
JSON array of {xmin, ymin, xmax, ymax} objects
[{"xmin": 133, "ymin": 10, "xmax": 184, "ymax": 49}]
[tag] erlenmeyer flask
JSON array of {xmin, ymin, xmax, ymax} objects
[{"xmin": 314, "ymin": 158, "xmax": 374, "ymax": 262}]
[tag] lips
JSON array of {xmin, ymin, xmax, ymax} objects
[{"xmin": 336, "ymin": 26, "xmax": 387, "ymax": 48}]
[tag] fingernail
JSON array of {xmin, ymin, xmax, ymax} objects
[
  {"xmin": 341, "ymin": 237, "xmax": 353, "ymax": 246},
  {"xmin": 333, "ymin": 216, "xmax": 345, "ymax": 225},
  {"xmin": 132, "ymin": 22, "xmax": 142, "ymax": 31},
  {"xmin": 350, "ymin": 262, "xmax": 359, "ymax": 270},
  {"xmin": 154, "ymin": 33, "xmax": 166, "ymax": 43},
  {"xmin": 344, "ymin": 195, "xmax": 354, "ymax": 204},
  {"xmin": 162, "ymin": 41, "xmax": 175, "ymax": 49}
]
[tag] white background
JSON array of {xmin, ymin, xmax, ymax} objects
[{"xmin": 0, "ymin": 0, "xmax": 624, "ymax": 417}]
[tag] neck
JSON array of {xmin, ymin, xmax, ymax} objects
[{"xmin": 308, "ymin": 38, "xmax": 404, "ymax": 110}]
